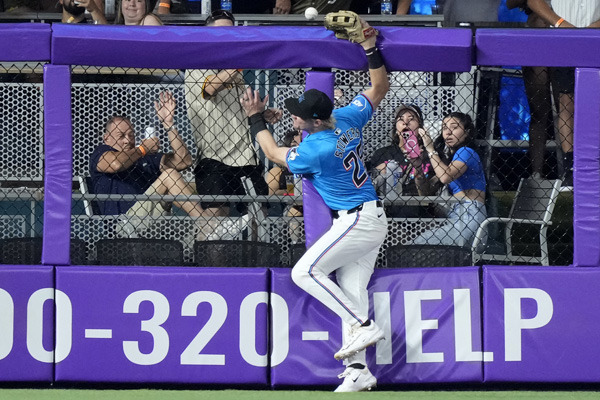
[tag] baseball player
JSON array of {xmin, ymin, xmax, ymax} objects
[{"xmin": 240, "ymin": 14, "xmax": 389, "ymax": 392}]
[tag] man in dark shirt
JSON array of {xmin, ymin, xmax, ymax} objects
[{"xmin": 89, "ymin": 91, "xmax": 202, "ymax": 232}]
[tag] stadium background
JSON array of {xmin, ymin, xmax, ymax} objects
[{"xmin": 0, "ymin": 5, "xmax": 599, "ymax": 392}]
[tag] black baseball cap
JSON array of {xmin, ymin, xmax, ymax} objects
[{"xmin": 284, "ymin": 89, "xmax": 334, "ymax": 120}]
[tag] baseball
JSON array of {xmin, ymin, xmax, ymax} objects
[{"xmin": 304, "ymin": 7, "xmax": 318, "ymax": 20}]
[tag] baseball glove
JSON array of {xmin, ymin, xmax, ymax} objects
[{"xmin": 324, "ymin": 10, "xmax": 378, "ymax": 43}]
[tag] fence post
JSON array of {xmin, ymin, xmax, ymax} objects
[{"xmin": 42, "ymin": 64, "xmax": 73, "ymax": 266}]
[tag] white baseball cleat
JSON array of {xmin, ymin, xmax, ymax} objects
[
  {"xmin": 334, "ymin": 365, "xmax": 377, "ymax": 392},
  {"xmin": 334, "ymin": 321, "xmax": 385, "ymax": 360}
]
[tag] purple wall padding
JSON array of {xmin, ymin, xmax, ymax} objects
[
  {"xmin": 42, "ymin": 65, "xmax": 73, "ymax": 266},
  {"xmin": 476, "ymin": 29, "xmax": 600, "ymax": 67},
  {"xmin": 50, "ymin": 24, "xmax": 472, "ymax": 72},
  {"xmin": 270, "ymin": 267, "xmax": 483, "ymax": 387},
  {"xmin": 481, "ymin": 265, "xmax": 600, "ymax": 382},
  {"xmin": 573, "ymin": 69, "xmax": 600, "ymax": 267},
  {"xmin": 54, "ymin": 266, "xmax": 269, "ymax": 384},
  {"xmin": 0, "ymin": 23, "xmax": 51, "ymax": 61},
  {"xmin": 0, "ymin": 266, "xmax": 54, "ymax": 382},
  {"xmin": 302, "ymin": 71, "xmax": 335, "ymax": 248}
]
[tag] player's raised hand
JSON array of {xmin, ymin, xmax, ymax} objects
[
  {"xmin": 325, "ymin": 11, "xmax": 378, "ymax": 47},
  {"xmin": 359, "ymin": 18, "xmax": 378, "ymax": 50}
]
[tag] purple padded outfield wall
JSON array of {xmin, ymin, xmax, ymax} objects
[
  {"xmin": 42, "ymin": 65, "xmax": 73, "ymax": 266},
  {"xmin": 51, "ymin": 25, "xmax": 473, "ymax": 72},
  {"xmin": 574, "ymin": 69, "xmax": 600, "ymax": 267},
  {"xmin": 476, "ymin": 29, "xmax": 600, "ymax": 68},
  {"xmin": 54, "ymin": 266, "xmax": 269, "ymax": 384},
  {"xmin": 0, "ymin": 266, "xmax": 54, "ymax": 381},
  {"xmin": 0, "ymin": 23, "xmax": 51, "ymax": 61},
  {"xmin": 483, "ymin": 266, "xmax": 600, "ymax": 382},
  {"xmin": 271, "ymin": 267, "xmax": 484, "ymax": 386}
]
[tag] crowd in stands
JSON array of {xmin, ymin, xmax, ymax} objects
[{"xmin": 0, "ymin": 0, "xmax": 512, "ymax": 21}]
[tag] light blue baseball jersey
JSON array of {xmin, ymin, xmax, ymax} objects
[{"xmin": 285, "ymin": 94, "xmax": 378, "ymax": 211}]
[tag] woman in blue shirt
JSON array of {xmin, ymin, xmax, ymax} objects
[{"xmin": 414, "ymin": 111, "xmax": 487, "ymax": 248}]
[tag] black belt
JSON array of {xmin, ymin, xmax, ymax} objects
[{"xmin": 332, "ymin": 200, "xmax": 383, "ymax": 219}]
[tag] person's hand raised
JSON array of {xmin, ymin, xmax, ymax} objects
[
  {"xmin": 155, "ymin": 91, "xmax": 176, "ymax": 125},
  {"xmin": 239, "ymin": 87, "xmax": 268, "ymax": 118}
]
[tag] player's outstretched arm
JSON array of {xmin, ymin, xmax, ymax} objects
[
  {"xmin": 325, "ymin": 12, "xmax": 389, "ymax": 108},
  {"xmin": 359, "ymin": 19, "xmax": 389, "ymax": 110},
  {"xmin": 240, "ymin": 88, "xmax": 289, "ymax": 166}
]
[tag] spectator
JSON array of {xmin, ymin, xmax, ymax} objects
[
  {"xmin": 506, "ymin": 0, "xmax": 554, "ymax": 180},
  {"xmin": 442, "ymin": 0, "xmax": 501, "ymax": 25},
  {"xmin": 265, "ymin": 129, "xmax": 301, "ymax": 194},
  {"xmin": 525, "ymin": 0, "xmax": 600, "ymax": 185},
  {"xmin": 414, "ymin": 112, "xmax": 487, "ymax": 248},
  {"xmin": 396, "ymin": 0, "xmax": 412, "ymax": 14},
  {"xmin": 114, "ymin": 0, "xmax": 162, "ymax": 25},
  {"xmin": 90, "ymin": 91, "xmax": 202, "ymax": 235},
  {"xmin": 184, "ymin": 10, "xmax": 281, "ymax": 228},
  {"xmin": 274, "ymin": 0, "xmax": 352, "ymax": 15},
  {"xmin": 350, "ymin": 0, "xmax": 411, "ymax": 14},
  {"xmin": 265, "ymin": 129, "xmax": 304, "ymax": 242},
  {"xmin": 59, "ymin": 0, "xmax": 107, "ymax": 24},
  {"xmin": 178, "ymin": 0, "xmax": 273, "ymax": 14},
  {"xmin": 231, "ymin": 0, "xmax": 273, "ymax": 13},
  {"xmin": 369, "ymin": 104, "xmax": 441, "ymax": 217},
  {"xmin": 377, "ymin": 0, "xmax": 501, "ymax": 20},
  {"xmin": 2, "ymin": 0, "xmax": 47, "ymax": 12}
]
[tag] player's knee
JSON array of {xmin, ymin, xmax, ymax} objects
[{"xmin": 291, "ymin": 263, "xmax": 310, "ymax": 289}]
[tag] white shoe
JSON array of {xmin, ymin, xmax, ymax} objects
[
  {"xmin": 334, "ymin": 321, "xmax": 385, "ymax": 360},
  {"xmin": 334, "ymin": 365, "xmax": 377, "ymax": 392}
]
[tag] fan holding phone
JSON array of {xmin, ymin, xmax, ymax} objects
[
  {"xmin": 369, "ymin": 104, "xmax": 442, "ymax": 217},
  {"xmin": 401, "ymin": 128, "xmax": 421, "ymax": 159}
]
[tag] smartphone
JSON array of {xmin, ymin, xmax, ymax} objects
[{"xmin": 402, "ymin": 130, "xmax": 421, "ymax": 159}]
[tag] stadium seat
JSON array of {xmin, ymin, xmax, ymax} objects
[
  {"xmin": 289, "ymin": 242, "xmax": 306, "ymax": 267},
  {"xmin": 0, "ymin": 237, "xmax": 90, "ymax": 265},
  {"xmin": 0, "ymin": 237, "xmax": 43, "ymax": 265},
  {"xmin": 94, "ymin": 238, "xmax": 185, "ymax": 266},
  {"xmin": 471, "ymin": 177, "xmax": 562, "ymax": 266},
  {"xmin": 77, "ymin": 175, "xmax": 101, "ymax": 217},
  {"xmin": 193, "ymin": 240, "xmax": 281, "ymax": 268},
  {"xmin": 384, "ymin": 244, "xmax": 472, "ymax": 268},
  {"xmin": 70, "ymin": 237, "xmax": 89, "ymax": 265}
]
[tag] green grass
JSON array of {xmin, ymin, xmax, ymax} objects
[{"xmin": 2, "ymin": 389, "xmax": 600, "ymax": 400}]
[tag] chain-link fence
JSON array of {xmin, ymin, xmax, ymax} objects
[
  {"xmin": 65, "ymin": 63, "xmax": 573, "ymax": 267},
  {"xmin": 0, "ymin": 62, "xmax": 45, "ymax": 264}
]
